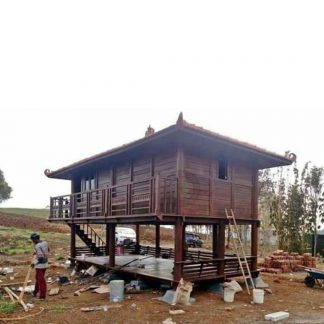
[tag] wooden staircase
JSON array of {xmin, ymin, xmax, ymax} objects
[{"xmin": 69, "ymin": 224, "xmax": 106, "ymax": 256}]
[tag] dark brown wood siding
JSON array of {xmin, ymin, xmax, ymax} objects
[
  {"xmin": 183, "ymin": 153, "xmax": 210, "ymax": 216},
  {"xmin": 95, "ymin": 150, "xmax": 177, "ymax": 189},
  {"xmin": 98, "ymin": 168, "xmax": 112, "ymax": 188},
  {"xmin": 182, "ymin": 150, "xmax": 255, "ymax": 219},
  {"xmin": 232, "ymin": 164, "xmax": 253, "ymax": 219},
  {"xmin": 155, "ymin": 151, "xmax": 177, "ymax": 178}
]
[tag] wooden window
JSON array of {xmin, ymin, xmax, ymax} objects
[
  {"xmin": 83, "ymin": 176, "xmax": 97, "ymax": 191},
  {"xmin": 218, "ymin": 160, "xmax": 228, "ymax": 180}
]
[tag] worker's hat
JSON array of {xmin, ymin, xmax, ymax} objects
[{"xmin": 30, "ymin": 232, "xmax": 40, "ymax": 240}]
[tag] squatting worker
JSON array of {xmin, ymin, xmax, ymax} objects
[{"xmin": 30, "ymin": 233, "xmax": 49, "ymax": 299}]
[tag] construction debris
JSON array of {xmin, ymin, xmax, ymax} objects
[
  {"xmin": 49, "ymin": 287, "xmax": 60, "ymax": 296},
  {"xmin": 17, "ymin": 285, "xmax": 35, "ymax": 293},
  {"xmin": 2, "ymin": 267, "xmax": 14, "ymax": 274},
  {"xmin": 265, "ymin": 311, "xmax": 289, "ymax": 321},
  {"xmin": 252, "ymin": 277, "xmax": 269, "ymax": 289},
  {"xmin": 172, "ymin": 279, "xmax": 193, "ymax": 306},
  {"xmin": 125, "ymin": 280, "xmax": 151, "ymax": 293},
  {"xmin": 58, "ymin": 276, "xmax": 70, "ymax": 285},
  {"xmin": 169, "ymin": 309, "xmax": 185, "ymax": 315},
  {"xmin": 26, "ymin": 303, "xmax": 34, "ymax": 310},
  {"xmin": 260, "ymin": 250, "xmax": 316, "ymax": 273},
  {"xmin": 80, "ymin": 304, "xmax": 122, "ymax": 312},
  {"xmin": 162, "ymin": 318, "xmax": 176, "ymax": 324},
  {"xmin": 74, "ymin": 285, "xmax": 93, "ymax": 296},
  {"xmin": 225, "ymin": 306, "xmax": 234, "ymax": 311},
  {"xmin": 0, "ymin": 280, "xmax": 31, "ymax": 287},
  {"xmin": 3, "ymin": 287, "xmax": 29, "ymax": 312},
  {"xmin": 86, "ymin": 265, "xmax": 99, "ymax": 276},
  {"xmin": 223, "ymin": 280, "xmax": 242, "ymax": 293},
  {"xmin": 94, "ymin": 285, "xmax": 109, "ymax": 294}
]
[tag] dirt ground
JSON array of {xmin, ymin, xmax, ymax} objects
[
  {"xmin": 0, "ymin": 212, "xmax": 68, "ymax": 234},
  {"xmin": 1, "ymin": 261, "xmax": 324, "ymax": 324}
]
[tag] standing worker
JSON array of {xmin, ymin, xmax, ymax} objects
[{"xmin": 30, "ymin": 233, "xmax": 49, "ymax": 300}]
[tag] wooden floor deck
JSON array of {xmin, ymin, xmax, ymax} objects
[
  {"xmin": 74, "ymin": 253, "xmax": 257, "ymax": 284},
  {"xmin": 75, "ymin": 255, "xmax": 174, "ymax": 284}
]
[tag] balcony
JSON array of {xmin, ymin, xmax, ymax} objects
[{"xmin": 49, "ymin": 176, "xmax": 178, "ymax": 221}]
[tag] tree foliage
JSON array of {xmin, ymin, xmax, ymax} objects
[
  {"xmin": 259, "ymin": 161, "xmax": 324, "ymax": 254},
  {"xmin": 0, "ymin": 169, "xmax": 12, "ymax": 204}
]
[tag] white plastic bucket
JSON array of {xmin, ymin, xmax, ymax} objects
[
  {"xmin": 109, "ymin": 280, "xmax": 125, "ymax": 302},
  {"xmin": 253, "ymin": 289, "xmax": 264, "ymax": 304},
  {"xmin": 223, "ymin": 288, "xmax": 235, "ymax": 302}
]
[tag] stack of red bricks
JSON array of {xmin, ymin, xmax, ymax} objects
[{"xmin": 259, "ymin": 250, "xmax": 316, "ymax": 273}]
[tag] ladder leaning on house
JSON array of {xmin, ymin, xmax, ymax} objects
[{"xmin": 225, "ymin": 208, "xmax": 255, "ymax": 295}]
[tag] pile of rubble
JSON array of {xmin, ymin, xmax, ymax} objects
[{"xmin": 259, "ymin": 250, "xmax": 316, "ymax": 273}]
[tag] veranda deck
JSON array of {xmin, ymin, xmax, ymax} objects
[
  {"xmin": 73, "ymin": 253, "xmax": 252, "ymax": 285},
  {"xmin": 75, "ymin": 255, "xmax": 175, "ymax": 284}
]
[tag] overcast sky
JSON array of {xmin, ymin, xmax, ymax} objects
[{"xmin": 0, "ymin": 1, "xmax": 323, "ymax": 208}]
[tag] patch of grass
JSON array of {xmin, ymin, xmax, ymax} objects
[
  {"xmin": 0, "ymin": 226, "xmax": 70, "ymax": 256},
  {"xmin": 0, "ymin": 299, "xmax": 17, "ymax": 314},
  {"xmin": 48, "ymin": 304, "xmax": 72, "ymax": 313},
  {"xmin": 0, "ymin": 208, "xmax": 49, "ymax": 219}
]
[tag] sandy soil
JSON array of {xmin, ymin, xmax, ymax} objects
[{"xmin": 1, "ymin": 262, "xmax": 324, "ymax": 324}]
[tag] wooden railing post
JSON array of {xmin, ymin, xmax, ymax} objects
[
  {"xmin": 70, "ymin": 195, "xmax": 74, "ymax": 219},
  {"xmin": 86, "ymin": 192, "xmax": 90, "ymax": 218},
  {"xmin": 58, "ymin": 197, "xmax": 63, "ymax": 219},
  {"xmin": 50, "ymin": 197, "xmax": 53, "ymax": 218}
]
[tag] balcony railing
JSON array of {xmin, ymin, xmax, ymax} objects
[{"xmin": 49, "ymin": 176, "xmax": 178, "ymax": 220}]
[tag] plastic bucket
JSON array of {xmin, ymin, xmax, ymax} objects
[
  {"xmin": 116, "ymin": 246, "xmax": 122, "ymax": 256},
  {"xmin": 109, "ymin": 280, "xmax": 125, "ymax": 302},
  {"xmin": 223, "ymin": 288, "xmax": 235, "ymax": 302},
  {"xmin": 253, "ymin": 289, "xmax": 264, "ymax": 304}
]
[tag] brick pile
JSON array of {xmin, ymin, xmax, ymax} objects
[{"xmin": 259, "ymin": 250, "xmax": 316, "ymax": 273}]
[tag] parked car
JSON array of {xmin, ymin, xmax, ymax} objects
[
  {"xmin": 115, "ymin": 227, "xmax": 136, "ymax": 246},
  {"xmin": 185, "ymin": 232, "xmax": 203, "ymax": 248}
]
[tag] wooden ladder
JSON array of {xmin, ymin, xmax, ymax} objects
[{"xmin": 225, "ymin": 208, "xmax": 255, "ymax": 295}]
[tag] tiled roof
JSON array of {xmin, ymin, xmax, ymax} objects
[{"xmin": 45, "ymin": 113, "xmax": 294, "ymax": 179}]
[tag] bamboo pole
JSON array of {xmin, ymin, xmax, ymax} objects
[{"xmin": 18, "ymin": 264, "xmax": 32, "ymax": 303}]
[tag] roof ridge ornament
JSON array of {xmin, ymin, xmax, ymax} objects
[
  {"xmin": 145, "ymin": 125, "xmax": 155, "ymax": 137},
  {"xmin": 176, "ymin": 112, "xmax": 184, "ymax": 126},
  {"xmin": 44, "ymin": 169, "xmax": 51, "ymax": 176},
  {"xmin": 285, "ymin": 151, "xmax": 297, "ymax": 162}
]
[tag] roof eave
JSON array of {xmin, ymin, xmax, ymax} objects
[
  {"xmin": 45, "ymin": 124, "xmax": 179, "ymax": 180},
  {"xmin": 181, "ymin": 125, "xmax": 294, "ymax": 168}
]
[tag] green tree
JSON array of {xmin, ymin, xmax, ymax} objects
[
  {"xmin": 0, "ymin": 169, "xmax": 12, "ymax": 204},
  {"xmin": 301, "ymin": 164, "xmax": 324, "ymax": 255},
  {"xmin": 259, "ymin": 162, "xmax": 324, "ymax": 255},
  {"xmin": 284, "ymin": 165, "xmax": 304, "ymax": 252}
]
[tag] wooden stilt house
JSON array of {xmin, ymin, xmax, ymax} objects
[{"xmin": 46, "ymin": 113, "xmax": 294, "ymax": 285}]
